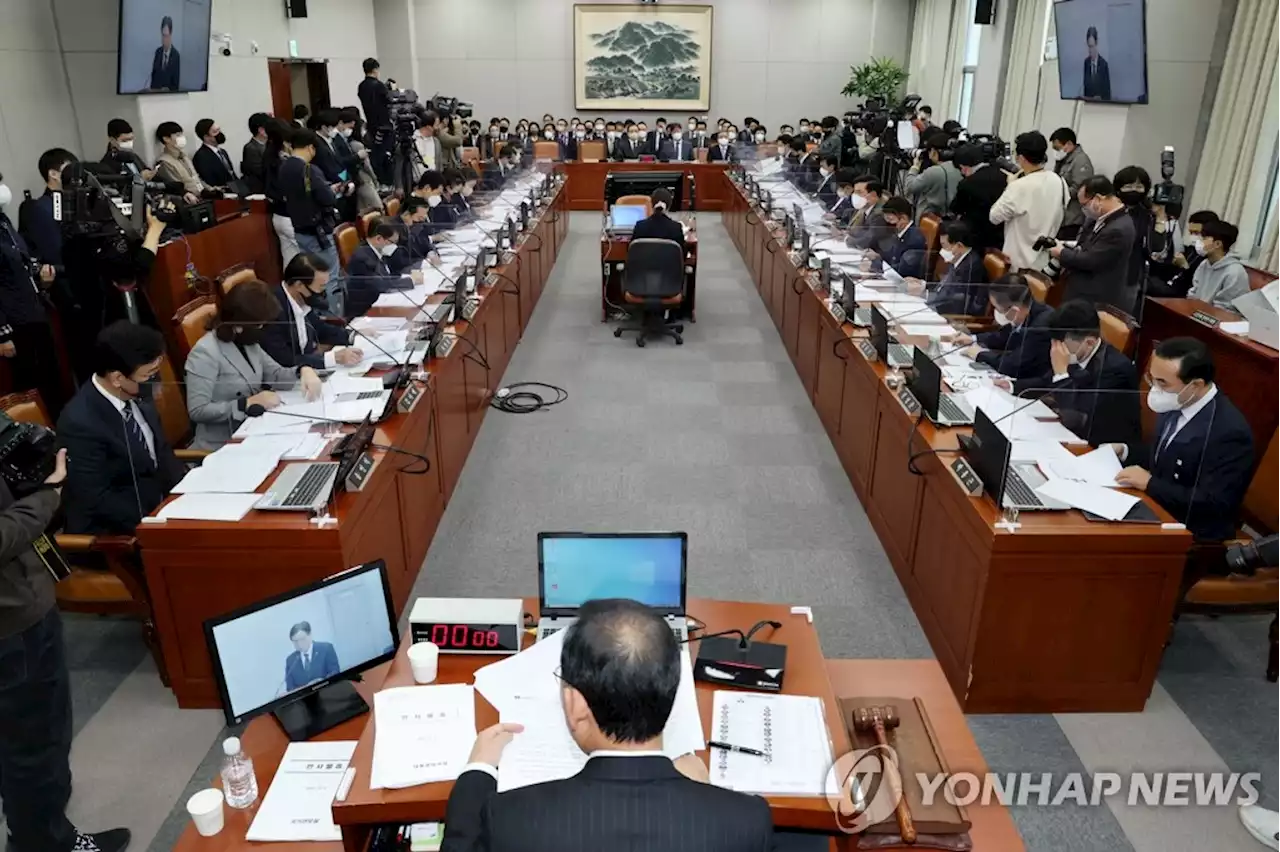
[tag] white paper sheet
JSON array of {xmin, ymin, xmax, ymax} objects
[
  {"xmin": 899, "ymin": 324, "xmax": 956, "ymax": 338},
  {"xmin": 283, "ymin": 433, "xmax": 330, "ymax": 460},
  {"xmin": 370, "ymin": 685, "xmax": 477, "ymax": 790},
  {"xmin": 1034, "ymin": 478, "xmax": 1142, "ymax": 521},
  {"xmin": 1039, "ymin": 444, "xmax": 1124, "ymax": 488},
  {"xmin": 170, "ymin": 452, "xmax": 278, "ymax": 494},
  {"xmin": 154, "ymin": 493, "xmax": 261, "ymax": 522},
  {"xmin": 709, "ymin": 692, "xmax": 836, "ymax": 797},
  {"xmin": 232, "ymin": 414, "xmax": 317, "ymax": 438},
  {"xmin": 245, "ymin": 741, "xmax": 356, "ymax": 842}
]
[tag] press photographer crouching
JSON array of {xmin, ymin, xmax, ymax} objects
[{"xmin": 0, "ymin": 440, "xmax": 133, "ymax": 852}]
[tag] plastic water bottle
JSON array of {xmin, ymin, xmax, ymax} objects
[{"xmin": 220, "ymin": 736, "xmax": 259, "ymax": 809}]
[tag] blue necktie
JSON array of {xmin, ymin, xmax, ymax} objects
[
  {"xmin": 122, "ymin": 405, "xmax": 154, "ymax": 465},
  {"xmin": 1155, "ymin": 414, "xmax": 1178, "ymax": 462}
]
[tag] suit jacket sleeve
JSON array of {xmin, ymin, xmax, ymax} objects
[
  {"xmin": 185, "ymin": 343, "xmax": 243, "ymax": 427},
  {"xmin": 1059, "ymin": 222, "xmax": 1127, "ymax": 272},
  {"xmin": 59, "ymin": 415, "xmax": 152, "ymax": 534},
  {"xmin": 242, "ymin": 142, "xmax": 265, "ymax": 187},
  {"xmin": 441, "ymin": 769, "xmax": 497, "ymax": 852},
  {"xmin": 309, "ymin": 165, "xmax": 338, "ymax": 208},
  {"xmin": 349, "ymin": 249, "xmax": 411, "ymax": 293},
  {"xmin": 260, "ymin": 321, "xmax": 323, "ymax": 370},
  {"xmin": 321, "ymin": 643, "xmax": 341, "ymax": 677},
  {"xmin": 1100, "ymin": 60, "xmax": 1111, "ymax": 100},
  {"xmin": 1146, "ymin": 419, "xmax": 1253, "ymax": 531},
  {"xmin": 172, "ymin": 50, "xmax": 180, "ymax": 89}
]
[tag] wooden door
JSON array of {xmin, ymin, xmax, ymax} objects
[
  {"xmin": 267, "ymin": 60, "xmax": 293, "ymax": 120},
  {"xmin": 306, "ymin": 61, "xmax": 331, "ymax": 111}
]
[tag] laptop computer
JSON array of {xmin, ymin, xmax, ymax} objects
[
  {"xmin": 536, "ymin": 532, "xmax": 689, "ymax": 641},
  {"xmin": 609, "ymin": 203, "xmax": 648, "ymax": 232},
  {"xmin": 869, "ymin": 305, "xmax": 914, "ymax": 368},
  {"xmin": 255, "ymin": 416, "xmax": 376, "ymax": 512},
  {"xmin": 960, "ymin": 409, "xmax": 1069, "ymax": 512},
  {"xmin": 908, "ymin": 347, "xmax": 974, "ymax": 426}
]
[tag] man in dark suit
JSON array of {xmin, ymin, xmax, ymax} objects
[
  {"xmin": 645, "ymin": 118, "xmax": 668, "ymax": 154},
  {"xmin": 57, "ymin": 322, "xmax": 185, "ymax": 535},
  {"xmin": 868, "ymin": 196, "xmax": 927, "ymax": 279},
  {"xmin": 657, "ymin": 124, "xmax": 694, "ymax": 162},
  {"xmin": 260, "ymin": 253, "xmax": 363, "ymax": 370},
  {"xmin": 191, "ymin": 118, "xmax": 237, "ymax": 188},
  {"xmin": 101, "ymin": 118, "xmax": 155, "ymax": 180},
  {"xmin": 690, "ymin": 120, "xmax": 710, "ymax": 151},
  {"xmin": 308, "ymin": 110, "xmax": 346, "ymax": 184},
  {"xmin": 387, "ymin": 197, "xmax": 438, "ymax": 274},
  {"xmin": 956, "ymin": 274, "xmax": 1053, "ymax": 381},
  {"xmin": 613, "ymin": 124, "xmax": 642, "ymax": 161},
  {"xmin": 828, "ymin": 171, "xmax": 864, "ymax": 229},
  {"xmin": 1051, "ymin": 176, "xmax": 1136, "ymax": 313},
  {"xmin": 241, "ymin": 113, "xmax": 270, "ymax": 195},
  {"xmin": 811, "ymin": 155, "xmax": 839, "ymax": 208},
  {"xmin": 1012, "ymin": 299, "xmax": 1141, "ymax": 446},
  {"xmin": 706, "ymin": 130, "xmax": 736, "ymax": 163},
  {"xmin": 349, "ymin": 218, "xmax": 419, "ymax": 294},
  {"xmin": 914, "ymin": 220, "xmax": 988, "ymax": 316},
  {"xmin": 149, "ymin": 15, "xmax": 181, "ymax": 91},
  {"xmin": 950, "ymin": 144, "xmax": 1007, "ymax": 252},
  {"xmin": 441, "ymin": 599, "xmax": 776, "ymax": 852},
  {"xmin": 1082, "ymin": 26, "xmax": 1112, "ymax": 100},
  {"xmin": 480, "ymin": 145, "xmax": 520, "ymax": 192},
  {"xmin": 284, "ymin": 622, "xmax": 341, "ymax": 691},
  {"xmin": 1114, "ymin": 337, "xmax": 1254, "ymax": 591},
  {"xmin": 631, "ymin": 189, "xmax": 686, "ymax": 255}
]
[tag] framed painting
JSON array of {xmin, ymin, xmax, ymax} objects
[{"xmin": 573, "ymin": 4, "xmax": 713, "ymax": 111}]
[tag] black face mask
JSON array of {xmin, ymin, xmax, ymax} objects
[
  {"xmin": 1118, "ymin": 190, "xmax": 1146, "ymax": 208},
  {"xmin": 214, "ymin": 132, "xmax": 227, "ymax": 146},
  {"xmin": 132, "ymin": 375, "xmax": 159, "ymax": 400},
  {"xmin": 238, "ymin": 327, "xmax": 264, "ymax": 346},
  {"xmin": 304, "ymin": 286, "xmax": 328, "ymax": 309},
  {"xmin": 499, "ymin": 125, "xmax": 509, "ymax": 133}
]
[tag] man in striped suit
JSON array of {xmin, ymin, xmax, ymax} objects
[{"xmin": 443, "ymin": 599, "xmax": 779, "ymax": 852}]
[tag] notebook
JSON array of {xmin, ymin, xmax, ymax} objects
[{"xmin": 709, "ymin": 692, "xmax": 836, "ymax": 797}]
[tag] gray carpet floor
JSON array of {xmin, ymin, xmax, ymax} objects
[{"xmin": 12, "ymin": 213, "xmax": 1274, "ymax": 852}]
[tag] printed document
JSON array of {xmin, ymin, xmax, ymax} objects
[
  {"xmin": 245, "ymin": 741, "xmax": 356, "ymax": 842},
  {"xmin": 370, "ymin": 684, "xmax": 477, "ymax": 789}
]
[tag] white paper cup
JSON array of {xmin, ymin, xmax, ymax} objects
[
  {"xmin": 408, "ymin": 641, "xmax": 440, "ymax": 684},
  {"xmin": 187, "ymin": 788, "xmax": 225, "ymax": 837}
]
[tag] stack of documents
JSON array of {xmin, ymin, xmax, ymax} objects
[
  {"xmin": 172, "ymin": 440, "xmax": 284, "ymax": 495},
  {"xmin": 370, "ymin": 685, "xmax": 477, "ymax": 789},
  {"xmin": 709, "ymin": 692, "xmax": 836, "ymax": 797},
  {"xmin": 245, "ymin": 741, "xmax": 356, "ymax": 842},
  {"xmin": 154, "ymin": 493, "xmax": 261, "ymax": 522},
  {"xmin": 1021, "ymin": 444, "xmax": 1142, "ymax": 520},
  {"xmin": 472, "ymin": 630, "xmax": 705, "ymax": 792}
]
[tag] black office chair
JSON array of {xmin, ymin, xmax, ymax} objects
[{"xmin": 613, "ymin": 238, "xmax": 686, "ymax": 347}]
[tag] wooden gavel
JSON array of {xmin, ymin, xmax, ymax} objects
[{"xmin": 852, "ymin": 704, "xmax": 916, "ymax": 844}]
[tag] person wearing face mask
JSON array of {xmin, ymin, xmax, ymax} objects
[
  {"xmin": 305, "ymin": 109, "xmax": 349, "ymax": 186},
  {"xmin": 1048, "ymin": 176, "xmax": 1136, "ymax": 312},
  {"xmin": 906, "ymin": 220, "xmax": 988, "ymax": 316},
  {"xmin": 1112, "ymin": 337, "xmax": 1254, "ymax": 592},
  {"xmin": 691, "ymin": 121, "xmax": 709, "ymax": 150},
  {"xmin": 903, "ymin": 135, "xmax": 961, "ymax": 221},
  {"xmin": 185, "ymin": 279, "xmax": 323, "ymax": 449},
  {"xmin": 102, "ymin": 118, "xmax": 156, "ymax": 181},
  {"xmin": 657, "ymin": 123, "xmax": 693, "ymax": 162},
  {"xmin": 410, "ymin": 111, "xmax": 446, "ymax": 180},
  {"xmin": 864, "ymin": 196, "xmax": 927, "ymax": 279},
  {"xmin": 480, "ymin": 146, "xmax": 520, "ymax": 192},
  {"xmin": 613, "ymin": 123, "xmax": 641, "ymax": 161},
  {"xmin": 603, "ymin": 123, "xmax": 621, "ymax": 159},
  {"xmin": 1186, "ymin": 219, "xmax": 1251, "ymax": 309},
  {"xmin": 738, "ymin": 117, "xmax": 758, "ymax": 144},
  {"xmin": 949, "ymin": 144, "xmax": 1007, "ymax": 253},
  {"xmin": 1113, "ymin": 165, "xmax": 1155, "ymax": 300},
  {"xmin": 646, "ymin": 118, "xmax": 668, "ymax": 152},
  {"xmin": 555, "ymin": 120, "xmax": 572, "ymax": 152},
  {"xmin": 240, "ymin": 112, "xmax": 271, "ymax": 195},
  {"xmin": 1149, "ymin": 209, "xmax": 1218, "ymax": 297},
  {"xmin": 839, "ymin": 174, "xmax": 884, "ymax": 235},
  {"xmin": 191, "ymin": 117, "xmax": 238, "ymax": 189},
  {"xmin": 463, "ymin": 121, "xmax": 483, "ymax": 148},
  {"xmin": 705, "ymin": 130, "xmax": 736, "ymax": 163},
  {"xmin": 331, "ymin": 108, "xmax": 367, "ymax": 176},
  {"xmin": 816, "ymin": 116, "xmax": 843, "ymax": 165},
  {"xmin": 812, "ymin": 155, "xmax": 840, "ymax": 208},
  {"xmin": 785, "ymin": 137, "xmax": 814, "ymax": 186},
  {"xmin": 58, "ymin": 321, "xmax": 185, "ymax": 536},
  {"xmin": 564, "ymin": 124, "xmax": 588, "ymax": 161},
  {"xmin": 591, "ymin": 119, "xmax": 607, "ymax": 140},
  {"xmin": 260, "ymin": 252, "xmax": 364, "ymax": 370},
  {"xmin": 989, "ymin": 131, "xmax": 1069, "ymax": 272},
  {"xmin": 388, "ymin": 197, "xmax": 440, "ymax": 273},
  {"xmin": 350, "ymin": 218, "xmax": 422, "ymax": 296},
  {"xmin": 953, "ymin": 274, "xmax": 1053, "ymax": 380},
  {"xmin": 430, "ymin": 169, "xmax": 466, "ymax": 231},
  {"xmin": 749, "ymin": 126, "xmax": 770, "ymax": 152},
  {"xmin": 450, "ymin": 167, "xmax": 479, "ymax": 219},
  {"xmin": 280, "ymin": 127, "xmax": 349, "ymax": 314},
  {"xmin": 1048, "ymin": 128, "xmax": 1094, "ymax": 238},
  {"xmin": 153, "ymin": 120, "xmax": 207, "ymax": 200}
]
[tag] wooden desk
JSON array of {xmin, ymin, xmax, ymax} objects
[
  {"xmin": 1139, "ymin": 297, "xmax": 1278, "ymax": 455},
  {"xmin": 333, "ymin": 598, "xmax": 854, "ymax": 850},
  {"xmin": 559, "ymin": 161, "xmax": 732, "ymax": 211},
  {"xmin": 826, "ymin": 660, "xmax": 1025, "ymax": 851},
  {"xmin": 137, "ymin": 185, "xmax": 570, "ymax": 708},
  {"xmin": 722, "ymin": 180, "xmax": 1193, "ymax": 713},
  {"xmin": 600, "ymin": 227, "xmax": 700, "ymax": 321}
]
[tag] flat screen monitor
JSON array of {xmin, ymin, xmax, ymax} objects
[
  {"xmin": 963, "ymin": 408, "xmax": 1013, "ymax": 509},
  {"xmin": 908, "ymin": 346, "xmax": 944, "ymax": 420},
  {"xmin": 869, "ymin": 304, "xmax": 891, "ymax": 361},
  {"xmin": 1053, "ymin": 0, "xmax": 1149, "ymax": 104},
  {"xmin": 610, "ymin": 204, "xmax": 648, "ymax": 229},
  {"xmin": 204, "ymin": 561, "xmax": 398, "ymax": 738},
  {"xmin": 117, "ymin": 0, "xmax": 212, "ymax": 94},
  {"xmin": 604, "ymin": 171, "xmax": 685, "ymax": 210},
  {"xmin": 537, "ymin": 532, "xmax": 688, "ymax": 616}
]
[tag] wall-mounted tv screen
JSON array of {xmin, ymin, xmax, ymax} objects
[
  {"xmin": 117, "ymin": 0, "xmax": 212, "ymax": 94},
  {"xmin": 1053, "ymin": 0, "xmax": 1149, "ymax": 104}
]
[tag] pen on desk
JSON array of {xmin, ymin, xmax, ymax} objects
[
  {"xmin": 335, "ymin": 766, "xmax": 357, "ymax": 802},
  {"xmin": 708, "ymin": 741, "xmax": 765, "ymax": 757}
]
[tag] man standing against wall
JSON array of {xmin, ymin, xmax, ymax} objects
[{"xmin": 358, "ymin": 58, "xmax": 393, "ymax": 184}]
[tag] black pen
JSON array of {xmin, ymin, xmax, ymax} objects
[{"xmin": 708, "ymin": 741, "xmax": 765, "ymax": 757}]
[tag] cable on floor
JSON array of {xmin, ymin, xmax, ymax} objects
[{"xmin": 490, "ymin": 382, "xmax": 568, "ymax": 414}]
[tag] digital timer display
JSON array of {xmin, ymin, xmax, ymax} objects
[{"xmin": 411, "ymin": 621, "xmax": 522, "ymax": 654}]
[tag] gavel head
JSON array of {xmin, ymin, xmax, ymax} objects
[{"xmin": 852, "ymin": 704, "xmax": 901, "ymax": 731}]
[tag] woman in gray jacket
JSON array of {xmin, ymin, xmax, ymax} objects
[{"xmin": 185, "ymin": 279, "xmax": 322, "ymax": 449}]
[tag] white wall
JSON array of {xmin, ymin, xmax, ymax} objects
[
  {"xmin": 373, "ymin": 0, "xmax": 417, "ymax": 93},
  {"xmin": 966, "ymin": 1, "xmax": 1014, "ymax": 132},
  {"xmin": 409, "ymin": 0, "xmax": 914, "ymax": 132}
]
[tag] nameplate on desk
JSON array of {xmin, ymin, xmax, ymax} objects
[
  {"xmin": 462, "ymin": 297, "xmax": 481, "ymax": 321},
  {"xmin": 397, "ymin": 382, "xmax": 425, "ymax": 414},
  {"xmin": 435, "ymin": 333, "xmax": 457, "ymax": 358},
  {"xmin": 858, "ymin": 340, "xmax": 878, "ymax": 361},
  {"xmin": 949, "ymin": 457, "xmax": 984, "ymax": 496},
  {"xmin": 896, "ymin": 387, "xmax": 921, "ymax": 415},
  {"xmin": 344, "ymin": 452, "xmax": 377, "ymax": 492},
  {"xmin": 1191, "ymin": 310, "xmax": 1220, "ymax": 328},
  {"xmin": 828, "ymin": 303, "xmax": 847, "ymax": 324}
]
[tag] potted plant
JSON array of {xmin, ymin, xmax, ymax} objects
[{"xmin": 841, "ymin": 56, "xmax": 909, "ymax": 104}]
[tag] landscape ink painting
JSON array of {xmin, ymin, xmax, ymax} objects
[{"xmin": 574, "ymin": 4, "xmax": 713, "ymax": 110}]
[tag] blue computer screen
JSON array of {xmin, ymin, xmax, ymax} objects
[
  {"xmin": 611, "ymin": 204, "xmax": 648, "ymax": 229},
  {"xmin": 541, "ymin": 535, "xmax": 685, "ymax": 610}
]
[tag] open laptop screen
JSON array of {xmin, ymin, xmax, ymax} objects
[
  {"xmin": 610, "ymin": 204, "xmax": 648, "ymax": 229},
  {"xmin": 538, "ymin": 532, "xmax": 687, "ymax": 615}
]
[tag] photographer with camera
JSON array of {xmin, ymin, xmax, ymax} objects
[
  {"xmin": 0, "ymin": 445, "xmax": 132, "ymax": 852},
  {"xmin": 903, "ymin": 133, "xmax": 960, "ymax": 220},
  {"xmin": 358, "ymin": 58, "xmax": 393, "ymax": 184},
  {"xmin": 1047, "ymin": 176, "xmax": 1137, "ymax": 313},
  {"xmin": 989, "ymin": 131, "xmax": 1069, "ymax": 272},
  {"xmin": 280, "ymin": 127, "xmax": 347, "ymax": 316}
]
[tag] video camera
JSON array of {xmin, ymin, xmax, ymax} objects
[
  {"xmin": 57, "ymin": 162, "xmax": 169, "ymax": 241},
  {"xmin": 0, "ymin": 412, "xmax": 56, "ymax": 492},
  {"xmin": 427, "ymin": 93, "xmax": 473, "ymax": 120},
  {"xmin": 387, "ymin": 89, "xmax": 427, "ymax": 141},
  {"xmin": 1152, "ymin": 145, "xmax": 1185, "ymax": 208}
]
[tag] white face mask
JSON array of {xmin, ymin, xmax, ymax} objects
[
  {"xmin": 629, "ymin": 132, "xmax": 639, "ymax": 141},
  {"xmin": 0, "ymin": 184, "xmax": 11, "ymax": 208},
  {"xmin": 717, "ymin": 137, "xmax": 728, "ymax": 146},
  {"xmin": 575, "ymin": 130, "xmax": 585, "ymax": 139},
  {"xmin": 850, "ymin": 193, "xmax": 868, "ymax": 210},
  {"xmin": 545, "ymin": 130, "xmax": 555, "ymax": 139},
  {"xmin": 1147, "ymin": 385, "xmax": 1190, "ymax": 414},
  {"xmin": 939, "ymin": 247, "xmax": 955, "ymax": 263},
  {"xmin": 993, "ymin": 309, "xmax": 1013, "ymax": 327},
  {"xmin": 672, "ymin": 132, "xmax": 682, "ymax": 141},
  {"xmin": 118, "ymin": 139, "xmax": 135, "ymax": 152},
  {"xmin": 379, "ymin": 242, "xmax": 398, "ymax": 258},
  {"xmin": 174, "ymin": 135, "xmax": 188, "ymax": 150},
  {"xmin": 426, "ymin": 194, "xmax": 442, "ymax": 208},
  {"xmin": 607, "ymin": 131, "xmax": 617, "ymax": 140},
  {"xmin": 1191, "ymin": 237, "xmax": 1205, "ymax": 254},
  {"xmin": 1049, "ymin": 147, "xmax": 1066, "ymax": 162},
  {"xmin": 799, "ymin": 125, "xmax": 809, "ymax": 133},
  {"xmin": 341, "ymin": 128, "xmax": 353, "ymax": 138},
  {"xmin": 819, "ymin": 167, "xmax": 832, "ymax": 177},
  {"xmin": 594, "ymin": 124, "xmax": 604, "ymax": 132},
  {"xmin": 1065, "ymin": 339, "xmax": 1094, "ymax": 366},
  {"xmin": 755, "ymin": 132, "xmax": 766, "ymax": 142},
  {"xmin": 491, "ymin": 129, "xmax": 502, "ymax": 137}
]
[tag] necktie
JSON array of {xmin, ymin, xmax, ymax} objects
[
  {"xmin": 122, "ymin": 405, "xmax": 154, "ymax": 465},
  {"xmin": 219, "ymin": 149, "xmax": 234, "ymax": 178},
  {"xmin": 1155, "ymin": 415, "xmax": 1179, "ymax": 461},
  {"xmin": 302, "ymin": 652, "xmax": 310, "ymax": 670},
  {"xmin": 162, "ymin": 52, "xmax": 168, "ymax": 69}
]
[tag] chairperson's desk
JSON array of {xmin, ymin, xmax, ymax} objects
[
  {"xmin": 721, "ymin": 177, "xmax": 1193, "ymax": 714},
  {"xmin": 558, "ymin": 160, "xmax": 733, "ymax": 210},
  {"xmin": 136, "ymin": 187, "xmax": 570, "ymax": 708}
]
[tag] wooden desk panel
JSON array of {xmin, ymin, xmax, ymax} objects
[{"xmin": 560, "ymin": 161, "xmax": 732, "ymax": 211}]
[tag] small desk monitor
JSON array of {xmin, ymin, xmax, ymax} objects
[
  {"xmin": 204, "ymin": 560, "xmax": 398, "ymax": 740},
  {"xmin": 610, "ymin": 204, "xmax": 648, "ymax": 230}
]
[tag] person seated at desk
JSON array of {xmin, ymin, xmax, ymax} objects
[
  {"xmin": 706, "ymin": 130, "xmax": 736, "ymax": 163},
  {"xmin": 864, "ymin": 196, "xmax": 926, "ymax": 279},
  {"xmin": 101, "ymin": 118, "xmax": 155, "ymax": 181},
  {"xmin": 634, "ymin": 122, "xmax": 655, "ymax": 157},
  {"xmin": 953, "ymin": 274, "xmax": 1053, "ymax": 381},
  {"xmin": 451, "ymin": 166, "xmax": 479, "ymax": 220},
  {"xmin": 1149, "ymin": 209, "xmax": 1218, "ymax": 297},
  {"xmin": 657, "ymin": 124, "xmax": 694, "ymax": 162},
  {"xmin": 826, "ymin": 170, "xmax": 863, "ymax": 228},
  {"xmin": 785, "ymin": 137, "xmax": 815, "ymax": 187},
  {"xmin": 1112, "ymin": 337, "xmax": 1254, "ymax": 591},
  {"xmin": 441, "ymin": 599, "xmax": 775, "ymax": 852},
  {"xmin": 812, "ymin": 155, "xmax": 839, "ymax": 208},
  {"xmin": 631, "ymin": 188, "xmax": 686, "ymax": 256},
  {"xmin": 185, "ymin": 279, "xmax": 322, "ymax": 449},
  {"xmin": 905, "ymin": 220, "xmax": 988, "ymax": 316},
  {"xmin": 1001, "ymin": 299, "xmax": 1141, "ymax": 446},
  {"xmin": 349, "ymin": 217, "xmax": 422, "ymax": 294},
  {"xmin": 153, "ymin": 121, "xmax": 206, "ymax": 203},
  {"xmin": 1187, "ymin": 219, "xmax": 1251, "ymax": 310},
  {"xmin": 260, "ymin": 253, "xmax": 364, "ymax": 370},
  {"xmin": 481, "ymin": 145, "xmax": 520, "ymax": 193},
  {"xmin": 387, "ymin": 197, "xmax": 438, "ymax": 274},
  {"xmin": 57, "ymin": 321, "xmax": 186, "ymax": 535},
  {"xmin": 417, "ymin": 169, "xmax": 457, "ymax": 232},
  {"xmin": 190, "ymin": 117, "xmax": 237, "ymax": 191},
  {"xmin": 843, "ymin": 176, "xmax": 891, "ymax": 248}
]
